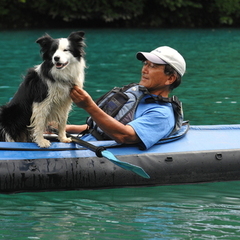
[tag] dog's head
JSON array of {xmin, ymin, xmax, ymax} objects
[{"xmin": 36, "ymin": 31, "xmax": 85, "ymax": 70}]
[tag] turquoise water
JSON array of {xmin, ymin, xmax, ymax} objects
[{"xmin": 1, "ymin": 28, "xmax": 240, "ymax": 239}]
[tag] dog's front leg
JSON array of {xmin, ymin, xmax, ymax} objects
[
  {"xmin": 58, "ymin": 115, "xmax": 72, "ymax": 143},
  {"xmin": 33, "ymin": 121, "xmax": 51, "ymax": 148},
  {"xmin": 30, "ymin": 103, "xmax": 51, "ymax": 148}
]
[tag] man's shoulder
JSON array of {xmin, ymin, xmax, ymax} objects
[{"xmin": 136, "ymin": 98, "xmax": 174, "ymax": 119}]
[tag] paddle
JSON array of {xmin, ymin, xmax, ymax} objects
[{"xmin": 49, "ymin": 127, "xmax": 150, "ymax": 179}]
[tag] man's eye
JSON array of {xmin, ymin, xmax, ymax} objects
[
  {"xmin": 143, "ymin": 61, "xmax": 156, "ymax": 68},
  {"xmin": 143, "ymin": 61, "xmax": 152, "ymax": 66}
]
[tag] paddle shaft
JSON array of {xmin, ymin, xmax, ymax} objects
[
  {"xmin": 65, "ymin": 132, "xmax": 105, "ymax": 157},
  {"xmin": 48, "ymin": 127, "xmax": 104, "ymax": 157}
]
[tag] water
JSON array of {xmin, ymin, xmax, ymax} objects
[
  {"xmin": 2, "ymin": 183, "xmax": 240, "ymax": 239},
  {"xmin": 0, "ymin": 28, "xmax": 240, "ymax": 239}
]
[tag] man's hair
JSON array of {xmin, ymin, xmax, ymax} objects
[{"xmin": 164, "ymin": 64, "xmax": 182, "ymax": 91}]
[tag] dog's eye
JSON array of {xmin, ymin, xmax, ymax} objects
[{"xmin": 63, "ymin": 49, "xmax": 69, "ymax": 52}]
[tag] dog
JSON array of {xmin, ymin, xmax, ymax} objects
[{"xmin": 0, "ymin": 31, "xmax": 85, "ymax": 148}]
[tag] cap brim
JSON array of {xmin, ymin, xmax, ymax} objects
[{"xmin": 136, "ymin": 52, "xmax": 167, "ymax": 64}]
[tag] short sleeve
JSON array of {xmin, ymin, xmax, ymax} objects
[{"xmin": 128, "ymin": 101, "xmax": 175, "ymax": 150}]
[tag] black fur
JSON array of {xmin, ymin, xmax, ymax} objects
[{"xmin": 0, "ymin": 69, "xmax": 48, "ymax": 142}]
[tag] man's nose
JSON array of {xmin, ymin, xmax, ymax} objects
[{"xmin": 142, "ymin": 64, "xmax": 148, "ymax": 73}]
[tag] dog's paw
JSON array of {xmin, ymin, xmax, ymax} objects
[
  {"xmin": 60, "ymin": 137, "xmax": 72, "ymax": 143},
  {"xmin": 37, "ymin": 139, "xmax": 51, "ymax": 148}
]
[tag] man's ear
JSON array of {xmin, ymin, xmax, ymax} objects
[{"xmin": 165, "ymin": 74, "xmax": 177, "ymax": 86}]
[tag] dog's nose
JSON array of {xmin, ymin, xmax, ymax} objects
[{"xmin": 54, "ymin": 56, "xmax": 60, "ymax": 62}]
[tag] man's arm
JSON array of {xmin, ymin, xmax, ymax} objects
[
  {"xmin": 66, "ymin": 124, "xmax": 88, "ymax": 134},
  {"xmin": 70, "ymin": 86, "xmax": 141, "ymax": 144}
]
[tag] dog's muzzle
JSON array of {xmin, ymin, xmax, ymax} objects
[
  {"xmin": 55, "ymin": 62, "xmax": 68, "ymax": 69},
  {"xmin": 54, "ymin": 56, "xmax": 68, "ymax": 69}
]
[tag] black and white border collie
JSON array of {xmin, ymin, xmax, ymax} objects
[{"xmin": 0, "ymin": 31, "xmax": 85, "ymax": 147}]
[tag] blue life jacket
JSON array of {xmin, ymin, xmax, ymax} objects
[{"xmin": 85, "ymin": 83, "xmax": 187, "ymax": 141}]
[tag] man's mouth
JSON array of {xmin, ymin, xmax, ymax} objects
[
  {"xmin": 141, "ymin": 75, "xmax": 148, "ymax": 80},
  {"xmin": 55, "ymin": 62, "xmax": 68, "ymax": 69}
]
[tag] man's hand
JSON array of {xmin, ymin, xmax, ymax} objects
[{"xmin": 70, "ymin": 85, "xmax": 95, "ymax": 109}]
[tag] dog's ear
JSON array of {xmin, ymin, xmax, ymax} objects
[
  {"xmin": 68, "ymin": 31, "xmax": 85, "ymax": 42},
  {"xmin": 36, "ymin": 34, "xmax": 53, "ymax": 49}
]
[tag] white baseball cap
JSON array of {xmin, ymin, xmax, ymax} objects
[{"xmin": 136, "ymin": 46, "xmax": 186, "ymax": 76}]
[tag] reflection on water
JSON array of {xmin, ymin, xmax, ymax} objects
[
  {"xmin": 1, "ymin": 182, "xmax": 240, "ymax": 239},
  {"xmin": 0, "ymin": 28, "xmax": 240, "ymax": 239}
]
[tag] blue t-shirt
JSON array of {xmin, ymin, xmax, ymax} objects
[
  {"xmin": 81, "ymin": 95, "xmax": 175, "ymax": 150},
  {"xmin": 128, "ymin": 95, "xmax": 175, "ymax": 149}
]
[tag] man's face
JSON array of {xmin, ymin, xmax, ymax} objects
[{"xmin": 139, "ymin": 61, "xmax": 173, "ymax": 96}]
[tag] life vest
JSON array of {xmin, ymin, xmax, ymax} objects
[{"xmin": 85, "ymin": 83, "xmax": 184, "ymax": 140}]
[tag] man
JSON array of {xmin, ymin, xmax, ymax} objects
[{"xmin": 66, "ymin": 46, "xmax": 186, "ymax": 149}]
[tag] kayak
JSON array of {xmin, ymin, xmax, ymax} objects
[{"xmin": 1, "ymin": 123, "xmax": 240, "ymax": 193}]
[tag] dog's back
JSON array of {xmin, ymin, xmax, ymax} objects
[{"xmin": 0, "ymin": 68, "xmax": 48, "ymax": 142}]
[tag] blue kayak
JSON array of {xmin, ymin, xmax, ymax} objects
[{"xmin": 1, "ymin": 124, "xmax": 240, "ymax": 193}]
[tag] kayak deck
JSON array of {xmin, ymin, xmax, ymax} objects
[{"xmin": 0, "ymin": 124, "xmax": 240, "ymax": 160}]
